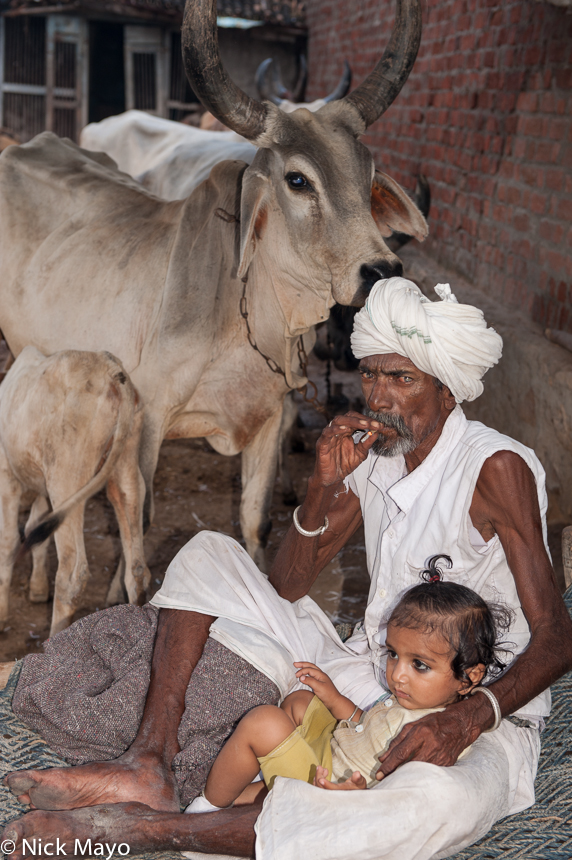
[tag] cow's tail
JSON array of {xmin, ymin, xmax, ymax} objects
[{"xmin": 18, "ymin": 372, "xmax": 135, "ymax": 557}]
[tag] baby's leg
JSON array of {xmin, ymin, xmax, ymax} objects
[
  {"xmin": 280, "ymin": 689, "xmax": 314, "ymax": 724},
  {"xmin": 203, "ymin": 704, "xmax": 299, "ymax": 809}
]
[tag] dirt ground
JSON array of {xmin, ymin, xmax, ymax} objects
[{"xmin": 0, "ymin": 352, "xmax": 566, "ymax": 663}]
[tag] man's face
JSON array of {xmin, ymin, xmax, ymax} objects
[{"xmin": 358, "ymin": 353, "xmax": 452, "ymax": 459}]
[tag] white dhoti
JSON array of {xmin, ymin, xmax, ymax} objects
[
  {"xmin": 151, "ymin": 530, "xmax": 541, "ymax": 860},
  {"xmin": 150, "ymin": 530, "xmax": 385, "ymax": 708}
]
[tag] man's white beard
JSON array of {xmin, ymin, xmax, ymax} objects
[{"xmin": 364, "ymin": 408, "xmax": 417, "ymax": 458}]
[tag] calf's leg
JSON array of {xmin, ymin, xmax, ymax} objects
[
  {"xmin": 106, "ymin": 408, "xmax": 149, "ymax": 606},
  {"xmin": 27, "ymin": 495, "xmax": 51, "ymax": 603},
  {"xmin": 0, "ymin": 447, "xmax": 21, "ymax": 630},
  {"xmin": 50, "ymin": 504, "xmax": 90, "ymax": 636}
]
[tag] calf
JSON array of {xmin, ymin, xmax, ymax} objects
[{"xmin": 0, "ymin": 346, "xmax": 149, "ymax": 636}]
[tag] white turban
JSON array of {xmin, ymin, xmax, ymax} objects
[{"xmin": 350, "ymin": 277, "xmax": 503, "ymax": 403}]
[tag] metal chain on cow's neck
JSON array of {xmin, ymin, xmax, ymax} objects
[
  {"xmin": 325, "ymin": 331, "xmax": 333, "ymax": 404},
  {"xmin": 240, "ymin": 274, "xmax": 327, "ymax": 416}
]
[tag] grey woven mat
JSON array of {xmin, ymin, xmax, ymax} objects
[{"xmin": 2, "ymin": 589, "xmax": 572, "ymax": 859}]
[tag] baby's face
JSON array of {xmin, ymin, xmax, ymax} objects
[{"xmin": 385, "ymin": 622, "xmax": 464, "ymax": 710}]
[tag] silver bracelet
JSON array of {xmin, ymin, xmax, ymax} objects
[
  {"xmin": 345, "ymin": 704, "xmax": 359, "ymax": 723},
  {"xmin": 293, "ymin": 505, "xmax": 329, "ymax": 537},
  {"xmin": 471, "ymin": 686, "xmax": 502, "ymax": 732}
]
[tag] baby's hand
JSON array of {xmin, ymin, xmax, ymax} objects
[
  {"xmin": 294, "ymin": 662, "xmax": 361, "ymax": 721},
  {"xmin": 293, "ymin": 662, "xmax": 342, "ymax": 711},
  {"xmin": 314, "ymin": 766, "xmax": 367, "ymax": 791}
]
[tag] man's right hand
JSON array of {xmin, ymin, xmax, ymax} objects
[{"xmin": 313, "ymin": 412, "xmax": 381, "ymax": 488}]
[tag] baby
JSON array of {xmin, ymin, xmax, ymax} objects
[{"xmin": 187, "ymin": 555, "xmax": 513, "ymax": 810}]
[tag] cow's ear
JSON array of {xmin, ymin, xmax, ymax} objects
[
  {"xmin": 371, "ymin": 171, "xmax": 428, "ymax": 241},
  {"xmin": 238, "ymin": 164, "xmax": 270, "ymax": 279}
]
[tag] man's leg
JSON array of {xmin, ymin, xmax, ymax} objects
[
  {"xmin": 2, "ymin": 802, "xmax": 261, "ymax": 859},
  {"xmin": 173, "ymin": 639, "xmax": 280, "ymax": 807},
  {"xmin": 5, "ymin": 609, "xmax": 214, "ymax": 812}
]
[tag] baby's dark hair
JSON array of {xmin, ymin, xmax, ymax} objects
[{"xmin": 388, "ymin": 555, "xmax": 514, "ymax": 687}]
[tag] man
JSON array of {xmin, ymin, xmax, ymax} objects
[{"xmin": 4, "ymin": 277, "xmax": 572, "ymax": 860}]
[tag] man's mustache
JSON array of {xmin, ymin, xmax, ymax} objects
[
  {"xmin": 363, "ymin": 408, "xmax": 417, "ymax": 457},
  {"xmin": 363, "ymin": 408, "xmax": 413, "ymax": 439}
]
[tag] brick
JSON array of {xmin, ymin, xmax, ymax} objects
[
  {"xmin": 507, "ymin": 186, "xmax": 521, "ymax": 206},
  {"xmin": 522, "ymin": 117, "xmax": 545, "ymax": 138},
  {"xmin": 516, "ymin": 92, "xmax": 538, "ymax": 112},
  {"xmin": 533, "ymin": 141, "xmax": 561, "ymax": 163},
  {"xmin": 513, "ymin": 212, "xmax": 530, "ymax": 233},
  {"xmin": 529, "ymin": 192, "xmax": 548, "ymax": 215},
  {"xmin": 524, "ymin": 44, "xmax": 543, "ymax": 66},
  {"xmin": 545, "ymin": 168, "xmax": 566, "ymax": 191},
  {"xmin": 555, "ymin": 69, "xmax": 572, "ymax": 89},
  {"xmin": 518, "ymin": 164, "xmax": 544, "ymax": 187},
  {"xmin": 548, "ymin": 119, "xmax": 568, "ymax": 142},
  {"xmin": 512, "ymin": 238, "xmax": 534, "ymax": 261},
  {"xmin": 556, "ymin": 198, "xmax": 572, "ymax": 221},
  {"xmin": 538, "ymin": 220, "xmax": 564, "ymax": 245}
]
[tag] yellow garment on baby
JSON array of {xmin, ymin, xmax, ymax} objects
[{"xmin": 258, "ymin": 695, "xmax": 337, "ymax": 789}]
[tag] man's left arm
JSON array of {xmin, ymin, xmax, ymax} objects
[{"xmin": 377, "ymin": 450, "xmax": 572, "ymax": 776}]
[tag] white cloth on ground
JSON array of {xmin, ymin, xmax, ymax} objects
[{"xmin": 350, "ymin": 277, "xmax": 503, "ymax": 403}]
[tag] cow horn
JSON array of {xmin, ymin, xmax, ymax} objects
[
  {"xmin": 291, "ymin": 55, "xmax": 308, "ymax": 102},
  {"xmin": 182, "ymin": 0, "xmax": 268, "ymax": 140},
  {"xmin": 344, "ymin": 0, "xmax": 421, "ymax": 128},
  {"xmin": 270, "ymin": 60, "xmax": 290, "ymax": 100},
  {"xmin": 322, "ymin": 60, "xmax": 352, "ymax": 103},
  {"xmin": 255, "ymin": 58, "xmax": 285, "ymax": 105}
]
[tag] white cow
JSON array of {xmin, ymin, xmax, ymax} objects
[
  {"xmin": 0, "ymin": 0, "xmax": 426, "ymax": 569},
  {"xmin": 80, "ymin": 111, "xmax": 256, "ymax": 201},
  {"xmin": 0, "ymin": 347, "xmax": 149, "ymax": 635}
]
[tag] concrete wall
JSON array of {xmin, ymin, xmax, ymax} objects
[{"xmin": 305, "ymin": 0, "xmax": 572, "ymax": 334}]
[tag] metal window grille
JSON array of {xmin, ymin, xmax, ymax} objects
[
  {"xmin": 168, "ymin": 31, "xmax": 198, "ymax": 120},
  {"xmin": 124, "ymin": 26, "xmax": 168, "ymax": 117},
  {"xmin": 0, "ymin": 14, "xmax": 87, "ymax": 143},
  {"xmin": 133, "ymin": 52, "xmax": 157, "ymax": 110},
  {"xmin": 4, "ymin": 16, "xmax": 46, "ymax": 86}
]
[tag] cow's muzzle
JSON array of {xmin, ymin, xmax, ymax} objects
[{"xmin": 355, "ymin": 259, "xmax": 404, "ymax": 304}]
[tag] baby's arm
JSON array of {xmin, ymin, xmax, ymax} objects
[{"xmin": 294, "ymin": 662, "xmax": 363, "ymax": 722}]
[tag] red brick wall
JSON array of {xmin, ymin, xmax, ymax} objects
[{"xmin": 305, "ymin": 0, "xmax": 572, "ymax": 332}]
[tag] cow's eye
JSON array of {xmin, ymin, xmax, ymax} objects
[{"xmin": 286, "ymin": 172, "xmax": 310, "ymax": 190}]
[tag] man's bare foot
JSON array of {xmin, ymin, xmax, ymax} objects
[
  {"xmin": 1, "ymin": 803, "xmax": 161, "ymax": 859},
  {"xmin": 4, "ymin": 749, "xmax": 179, "ymax": 812},
  {"xmin": 2, "ymin": 801, "xmax": 259, "ymax": 858}
]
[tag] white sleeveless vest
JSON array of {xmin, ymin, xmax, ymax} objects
[{"xmin": 346, "ymin": 405, "xmax": 551, "ymax": 720}]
